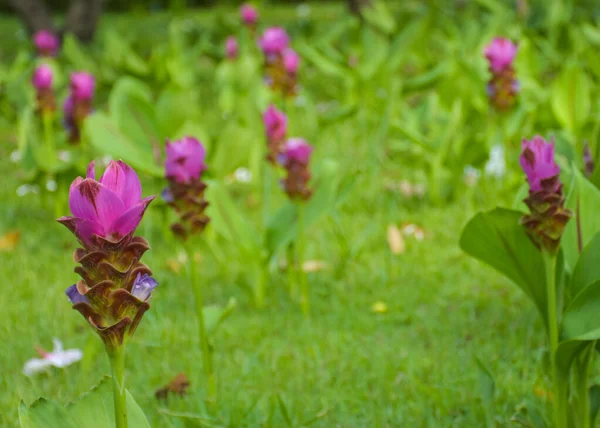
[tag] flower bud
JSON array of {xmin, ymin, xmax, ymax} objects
[
  {"xmin": 226, "ymin": 36, "xmax": 238, "ymax": 60},
  {"xmin": 263, "ymin": 105, "xmax": 287, "ymax": 163},
  {"xmin": 240, "ymin": 3, "xmax": 259, "ymax": 27},
  {"xmin": 280, "ymin": 138, "xmax": 313, "ymax": 201},
  {"xmin": 33, "ymin": 30, "xmax": 59, "ymax": 57}
]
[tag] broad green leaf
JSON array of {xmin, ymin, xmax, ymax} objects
[
  {"xmin": 85, "ymin": 113, "xmax": 163, "ymax": 177},
  {"xmin": 205, "ymin": 180, "xmax": 261, "ymax": 258},
  {"xmin": 296, "ymin": 42, "xmax": 350, "ymax": 80},
  {"xmin": 551, "ymin": 65, "xmax": 591, "ymax": 136},
  {"xmin": 361, "ymin": 0, "xmax": 397, "ymax": 35},
  {"xmin": 155, "ymin": 87, "xmax": 201, "ymax": 138},
  {"xmin": 562, "ymin": 280, "xmax": 600, "ymax": 342},
  {"xmin": 563, "ymin": 167, "xmax": 600, "ymax": 270},
  {"xmin": 590, "ymin": 385, "xmax": 600, "ymax": 425},
  {"xmin": 459, "ymin": 208, "xmax": 548, "ymax": 326},
  {"xmin": 570, "ymin": 231, "xmax": 600, "ymax": 298},
  {"xmin": 204, "ymin": 297, "xmax": 237, "ymax": 336},
  {"xmin": 19, "ymin": 377, "xmax": 150, "ymax": 428},
  {"xmin": 266, "ymin": 160, "xmax": 342, "ymax": 258}
]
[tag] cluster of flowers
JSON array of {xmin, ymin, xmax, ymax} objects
[
  {"xmin": 31, "ymin": 30, "xmax": 95, "ymax": 143},
  {"xmin": 484, "ymin": 38, "xmax": 519, "ymax": 111},
  {"xmin": 263, "ymin": 104, "xmax": 313, "ymax": 200}
]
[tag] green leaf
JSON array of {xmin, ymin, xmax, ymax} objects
[
  {"xmin": 204, "ymin": 297, "xmax": 237, "ymax": 336},
  {"xmin": 361, "ymin": 0, "xmax": 397, "ymax": 35},
  {"xmin": 563, "ymin": 167, "xmax": 600, "ymax": 270},
  {"xmin": 551, "ymin": 64, "xmax": 591, "ymax": 136},
  {"xmin": 570, "ymin": 232, "xmax": 600, "ymax": 298},
  {"xmin": 474, "ymin": 357, "xmax": 495, "ymax": 427},
  {"xmin": 19, "ymin": 377, "xmax": 150, "ymax": 428},
  {"xmin": 85, "ymin": 113, "xmax": 163, "ymax": 177},
  {"xmin": 459, "ymin": 208, "xmax": 548, "ymax": 326},
  {"xmin": 562, "ymin": 280, "xmax": 600, "ymax": 342},
  {"xmin": 62, "ymin": 35, "xmax": 97, "ymax": 73},
  {"xmin": 590, "ymin": 385, "xmax": 600, "ymax": 425},
  {"xmin": 266, "ymin": 159, "xmax": 342, "ymax": 258}
]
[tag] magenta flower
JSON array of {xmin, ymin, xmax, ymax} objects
[
  {"xmin": 33, "ymin": 30, "xmax": 59, "ymax": 57},
  {"xmin": 226, "ymin": 36, "xmax": 239, "ymax": 59},
  {"xmin": 263, "ymin": 104, "xmax": 287, "ymax": 142},
  {"xmin": 520, "ymin": 136, "xmax": 560, "ymax": 193},
  {"xmin": 58, "ymin": 160, "xmax": 155, "ymax": 246},
  {"xmin": 70, "ymin": 72, "xmax": 95, "ymax": 102},
  {"xmin": 259, "ymin": 27, "xmax": 290, "ymax": 56},
  {"xmin": 280, "ymin": 138, "xmax": 313, "ymax": 165},
  {"xmin": 283, "ymin": 49, "xmax": 300, "ymax": 75},
  {"xmin": 484, "ymin": 38, "xmax": 518, "ymax": 73},
  {"xmin": 32, "ymin": 64, "xmax": 53, "ymax": 90},
  {"xmin": 240, "ymin": 3, "xmax": 259, "ymax": 26},
  {"xmin": 165, "ymin": 136, "xmax": 207, "ymax": 184}
]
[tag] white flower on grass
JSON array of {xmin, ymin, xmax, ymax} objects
[
  {"xmin": 485, "ymin": 144, "xmax": 506, "ymax": 178},
  {"xmin": 234, "ymin": 167, "xmax": 253, "ymax": 183},
  {"xmin": 23, "ymin": 338, "xmax": 83, "ymax": 376}
]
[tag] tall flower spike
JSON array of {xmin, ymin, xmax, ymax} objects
[
  {"xmin": 279, "ymin": 138, "xmax": 313, "ymax": 201},
  {"xmin": 164, "ymin": 136, "xmax": 210, "ymax": 240},
  {"xmin": 33, "ymin": 30, "xmax": 59, "ymax": 57},
  {"xmin": 32, "ymin": 64, "xmax": 55, "ymax": 113},
  {"xmin": 64, "ymin": 72, "xmax": 95, "ymax": 143},
  {"xmin": 226, "ymin": 36, "xmax": 238, "ymax": 60},
  {"xmin": 519, "ymin": 136, "xmax": 572, "ymax": 253},
  {"xmin": 259, "ymin": 27, "xmax": 298, "ymax": 97},
  {"xmin": 263, "ymin": 104, "xmax": 287, "ymax": 164},
  {"xmin": 58, "ymin": 160, "xmax": 157, "ymax": 349},
  {"xmin": 484, "ymin": 38, "xmax": 519, "ymax": 111}
]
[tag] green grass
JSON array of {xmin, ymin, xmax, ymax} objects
[{"xmin": 0, "ymin": 2, "xmax": 563, "ymax": 427}]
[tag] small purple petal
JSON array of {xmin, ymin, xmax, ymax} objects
[
  {"xmin": 161, "ymin": 187, "xmax": 174, "ymax": 203},
  {"xmin": 131, "ymin": 273, "xmax": 158, "ymax": 301},
  {"xmin": 65, "ymin": 284, "xmax": 88, "ymax": 304}
]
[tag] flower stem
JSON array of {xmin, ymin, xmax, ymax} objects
[
  {"xmin": 107, "ymin": 346, "xmax": 128, "ymax": 428},
  {"xmin": 185, "ymin": 243, "xmax": 216, "ymax": 402},
  {"xmin": 42, "ymin": 110, "xmax": 55, "ymax": 154},
  {"xmin": 543, "ymin": 251, "xmax": 567, "ymax": 428},
  {"xmin": 296, "ymin": 202, "xmax": 309, "ymax": 316},
  {"xmin": 263, "ymin": 163, "xmax": 272, "ymax": 229},
  {"xmin": 287, "ymin": 242, "xmax": 297, "ymax": 298}
]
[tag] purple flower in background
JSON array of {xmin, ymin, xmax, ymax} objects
[
  {"xmin": 263, "ymin": 105, "xmax": 287, "ymax": 163},
  {"xmin": 520, "ymin": 136, "xmax": 560, "ymax": 193},
  {"xmin": 32, "ymin": 64, "xmax": 53, "ymax": 90},
  {"xmin": 33, "ymin": 30, "xmax": 59, "ymax": 57},
  {"xmin": 584, "ymin": 143, "xmax": 595, "ymax": 178},
  {"xmin": 226, "ymin": 36, "xmax": 238, "ymax": 59},
  {"xmin": 484, "ymin": 38, "xmax": 518, "ymax": 73},
  {"xmin": 57, "ymin": 160, "xmax": 155, "ymax": 246},
  {"xmin": 70, "ymin": 72, "xmax": 95, "ymax": 102},
  {"xmin": 283, "ymin": 48, "xmax": 300, "ymax": 75},
  {"xmin": 240, "ymin": 3, "xmax": 259, "ymax": 26},
  {"xmin": 280, "ymin": 138, "xmax": 313, "ymax": 166},
  {"xmin": 259, "ymin": 27, "xmax": 290, "ymax": 56},
  {"xmin": 131, "ymin": 273, "xmax": 159, "ymax": 301},
  {"xmin": 165, "ymin": 137, "xmax": 207, "ymax": 184}
]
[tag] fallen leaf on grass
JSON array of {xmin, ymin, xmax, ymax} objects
[
  {"xmin": 371, "ymin": 301, "xmax": 388, "ymax": 313},
  {"xmin": 387, "ymin": 224, "xmax": 405, "ymax": 254},
  {"xmin": 0, "ymin": 230, "xmax": 20, "ymax": 251},
  {"xmin": 155, "ymin": 373, "xmax": 190, "ymax": 401},
  {"xmin": 302, "ymin": 260, "xmax": 328, "ymax": 272}
]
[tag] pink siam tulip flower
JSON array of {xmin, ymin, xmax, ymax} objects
[
  {"xmin": 165, "ymin": 137, "xmax": 207, "ymax": 184},
  {"xmin": 484, "ymin": 38, "xmax": 518, "ymax": 73},
  {"xmin": 70, "ymin": 72, "xmax": 95, "ymax": 101},
  {"xmin": 23, "ymin": 338, "xmax": 83, "ymax": 376},
  {"xmin": 283, "ymin": 48, "xmax": 300, "ymax": 75},
  {"xmin": 519, "ymin": 136, "xmax": 560, "ymax": 193},
  {"xmin": 259, "ymin": 27, "xmax": 290, "ymax": 57},
  {"xmin": 32, "ymin": 64, "xmax": 53, "ymax": 90},
  {"xmin": 240, "ymin": 3, "xmax": 259, "ymax": 26},
  {"xmin": 263, "ymin": 105, "xmax": 288, "ymax": 164},
  {"xmin": 58, "ymin": 160, "xmax": 155, "ymax": 247},
  {"xmin": 33, "ymin": 30, "xmax": 59, "ymax": 57},
  {"xmin": 280, "ymin": 138, "xmax": 313, "ymax": 165},
  {"xmin": 226, "ymin": 36, "xmax": 239, "ymax": 59}
]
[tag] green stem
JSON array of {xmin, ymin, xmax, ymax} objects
[
  {"xmin": 185, "ymin": 243, "xmax": 216, "ymax": 402},
  {"xmin": 107, "ymin": 346, "xmax": 128, "ymax": 428},
  {"xmin": 263, "ymin": 164, "xmax": 272, "ymax": 228},
  {"xmin": 287, "ymin": 242, "xmax": 297, "ymax": 298},
  {"xmin": 575, "ymin": 342, "xmax": 595, "ymax": 428},
  {"xmin": 42, "ymin": 110, "xmax": 55, "ymax": 154},
  {"xmin": 296, "ymin": 202, "xmax": 309, "ymax": 316},
  {"xmin": 543, "ymin": 251, "xmax": 567, "ymax": 428},
  {"xmin": 254, "ymin": 260, "xmax": 267, "ymax": 308}
]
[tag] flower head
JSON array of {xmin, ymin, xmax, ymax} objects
[
  {"xmin": 280, "ymin": 138, "xmax": 313, "ymax": 165},
  {"xmin": 259, "ymin": 27, "xmax": 290, "ymax": 56},
  {"xmin": 226, "ymin": 36, "xmax": 238, "ymax": 59},
  {"xmin": 23, "ymin": 339, "xmax": 82, "ymax": 376},
  {"xmin": 283, "ymin": 48, "xmax": 300, "ymax": 75},
  {"xmin": 33, "ymin": 30, "xmax": 59, "ymax": 57},
  {"xmin": 70, "ymin": 72, "xmax": 95, "ymax": 102},
  {"xmin": 263, "ymin": 104, "xmax": 287, "ymax": 143},
  {"xmin": 240, "ymin": 3, "xmax": 259, "ymax": 26},
  {"xmin": 165, "ymin": 137, "xmax": 207, "ymax": 184},
  {"xmin": 131, "ymin": 273, "xmax": 159, "ymax": 301},
  {"xmin": 484, "ymin": 38, "xmax": 518, "ymax": 73},
  {"xmin": 520, "ymin": 136, "xmax": 560, "ymax": 193},
  {"xmin": 57, "ymin": 160, "xmax": 155, "ymax": 247},
  {"xmin": 32, "ymin": 64, "xmax": 53, "ymax": 90}
]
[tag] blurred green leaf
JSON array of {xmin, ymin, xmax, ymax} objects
[{"xmin": 551, "ymin": 65, "xmax": 591, "ymax": 137}]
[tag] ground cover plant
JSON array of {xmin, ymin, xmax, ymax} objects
[{"xmin": 3, "ymin": 0, "xmax": 600, "ymax": 426}]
